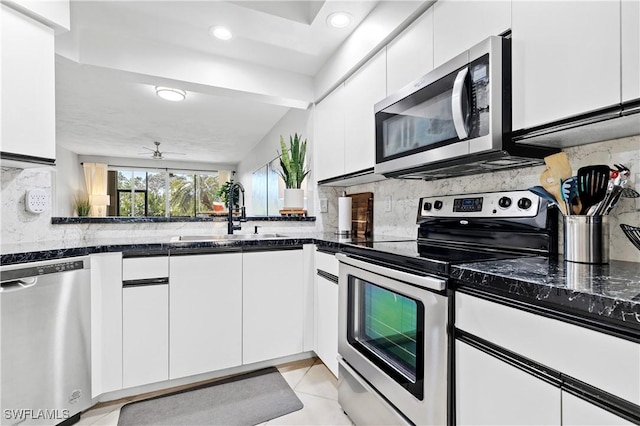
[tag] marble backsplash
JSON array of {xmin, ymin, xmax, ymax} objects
[
  {"xmin": 2, "ymin": 136, "xmax": 639, "ymax": 262},
  {"xmin": 317, "ymin": 136, "xmax": 640, "ymax": 263}
]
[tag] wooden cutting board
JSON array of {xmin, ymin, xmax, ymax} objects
[{"xmin": 349, "ymin": 192, "xmax": 373, "ymax": 237}]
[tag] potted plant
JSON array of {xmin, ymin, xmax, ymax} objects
[
  {"xmin": 278, "ymin": 133, "xmax": 310, "ymax": 209},
  {"xmin": 74, "ymin": 197, "xmax": 91, "ymax": 217},
  {"xmin": 216, "ymin": 180, "xmax": 240, "ymax": 211}
]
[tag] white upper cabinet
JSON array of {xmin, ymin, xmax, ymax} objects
[
  {"xmin": 622, "ymin": 0, "xmax": 640, "ymax": 102},
  {"xmin": 344, "ymin": 50, "xmax": 387, "ymax": 175},
  {"xmin": 386, "ymin": 7, "xmax": 435, "ymax": 95},
  {"xmin": 314, "ymin": 84, "xmax": 345, "ymax": 182},
  {"xmin": 512, "ymin": 1, "xmax": 621, "ymax": 130},
  {"xmin": 433, "ymin": 0, "xmax": 511, "ymax": 68},
  {"xmin": 1, "ymin": 5, "xmax": 56, "ymax": 163}
]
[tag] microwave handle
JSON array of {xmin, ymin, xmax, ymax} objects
[{"xmin": 451, "ymin": 66, "xmax": 469, "ymax": 140}]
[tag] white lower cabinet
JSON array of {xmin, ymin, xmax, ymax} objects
[
  {"xmin": 456, "ymin": 340, "xmax": 561, "ymax": 425},
  {"xmin": 243, "ymin": 249, "xmax": 304, "ymax": 364},
  {"xmin": 169, "ymin": 253, "xmax": 242, "ymax": 379},
  {"xmin": 562, "ymin": 391, "xmax": 633, "ymax": 426},
  {"xmin": 315, "ymin": 273, "xmax": 338, "ymax": 377},
  {"xmin": 122, "ymin": 284, "xmax": 169, "ymax": 388},
  {"xmin": 90, "ymin": 252, "xmax": 123, "ymax": 397}
]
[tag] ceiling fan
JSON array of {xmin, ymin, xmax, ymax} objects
[{"xmin": 138, "ymin": 141, "xmax": 186, "ymax": 160}]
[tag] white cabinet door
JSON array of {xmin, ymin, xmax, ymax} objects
[
  {"xmin": 122, "ymin": 284, "xmax": 169, "ymax": 388},
  {"xmin": 456, "ymin": 341, "xmax": 561, "ymax": 425},
  {"xmin": 0, "ymin": 5, "xmax": 55, "ymax": 161},
  {"xmin": 433, "ymin": 0, "xmax": 511, "ymax": 68},
  {"xmin": 314, "ymin": 84, "xmax": 345, "ymax": 181},
  {"xmin": 386, "ymin": 7, "xmax": 435, "ymax": 95},
  {"xmin": 344, "ymin": 50, "xmax": 387, "ymax": 175},
  {"xmin": 169, "ymin": 253, "xmax": 242, "ymax": 379},
  {"xmin": 622, "ymin": 0, "xmax": 640, "ymax": 102},
  {"xmin": 90, "ymin": 252, "xmax": 123, "ymax": 397},
  {"xmin": 512, "ymin": 1, "xmax": 620, "ymax": 130},
  {"xmin": 315, "ymin": 274, "xmax": 339, "ymax": 378},
  {"xmin": 243, "ymin": 250, "xmax": 304, "ymax": 364},
  {"xmin": 562, "ymin": 391, "xmax": 633, "ymax": 426}
]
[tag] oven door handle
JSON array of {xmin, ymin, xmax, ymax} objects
[{"xmin": 336, "ymin": 253, "xmax": 445, "ymax": 292}]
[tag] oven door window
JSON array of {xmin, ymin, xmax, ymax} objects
[{"xmin": 347, "ymin": 277, "xmax": 424, "ymax": 400}]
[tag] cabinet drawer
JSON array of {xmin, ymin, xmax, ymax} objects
[
  {"xmin": 315, "ymin": 251, "xmax": 338, "ymax": 276},
  {"xmin": 122, "ymin": 256, "xmax": 168, "ymax": 281},
  {"xmin": 456, "ymin": 292, "xmax": 640, "ymax": 405}
]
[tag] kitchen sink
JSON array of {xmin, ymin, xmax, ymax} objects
[{"xmin": 171, "ymin": 233, "xmax": 289, "ymax": 242}]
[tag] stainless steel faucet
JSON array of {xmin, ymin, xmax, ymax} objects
[{"xmin": 227, "ymin": 181, "xmax": 247, "ymax": 234}]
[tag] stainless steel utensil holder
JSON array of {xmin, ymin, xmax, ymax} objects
[{"xmin": 564, "ymin": 216, "xmax": 609, "ymax": 264}]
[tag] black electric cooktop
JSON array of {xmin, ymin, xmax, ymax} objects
[{"xmin": 343, "ymin": 239, "xmax": 533, "ymax": 276}]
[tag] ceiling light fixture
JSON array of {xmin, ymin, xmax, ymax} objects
[
  {"xmin": 327, "ymin": 12, "xmax": 351, "ymax": 28},
  {"xmin": 209, "ymin": 26, "xmax": 233, "ymax": 40},
  {"xmin": 155, "ymin": 86, "xmax": 186, "ymax": 102}
]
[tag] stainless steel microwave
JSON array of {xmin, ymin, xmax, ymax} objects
[{"xmin": 374, "ymin": 36, "xmax": 556, "ymax": 180}]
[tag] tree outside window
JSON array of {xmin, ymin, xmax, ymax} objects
[{"xmin": 111, "ymin": 169, "xmax": 222, "ymax": 217}]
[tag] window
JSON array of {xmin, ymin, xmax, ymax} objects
[{"xmin": 108, "ymin": 168, "xmax": 223, "ymax": 217}]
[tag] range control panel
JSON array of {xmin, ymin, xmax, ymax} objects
[{"xmin": 418, "ymin": 190, "xmax": 541, "ymax": 218}]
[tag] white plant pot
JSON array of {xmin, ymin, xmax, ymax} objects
[{"xmin": 283, "ymin": 188, "xmax": 304, "ymax": 209}]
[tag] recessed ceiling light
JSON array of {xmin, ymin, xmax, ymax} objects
[
  {"xmin": 327, "ymin": 12, "xmax": 351, "ymax": 28},
  {"xmin": 155, "ymin": 86, "xmax": 186, "ymax": 102},
  {"xmin": 209, "ymin": 26, "xmax": 233, "ymax": 41}
]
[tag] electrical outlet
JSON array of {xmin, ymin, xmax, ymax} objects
[
  {"xmin": 385, "ymin": 196, "xmax": 392, "ymax": 212},
  {"xmin": 25, "ymin": 189, "xmax": 49, "ymax": 214},
  {"xmin": 319, "ymin": 198, "xmax": 328, "ymax": 213}
]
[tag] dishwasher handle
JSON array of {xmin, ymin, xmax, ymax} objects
[{"xmin": 0, "ymin": 277, "xmax": 37, "ymax": 293}]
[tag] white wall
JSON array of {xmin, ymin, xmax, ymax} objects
[
  {"xmin": 236, "ymin": 108, "xmax": 313, "ymax": 216},
  {"xmin": 55, "ymin": 145, "xmax": 85, "ymax": 216}
]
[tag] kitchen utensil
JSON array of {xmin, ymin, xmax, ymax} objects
[
  {"xmin": 561, "ymin": 176, "xmax": 581, "ymax": 215},
  {"xmin": 621, "ymin": 188, "xmax": 640, "ymax": 198},
  {"xmin": 543, "ymin": 152, "xmax": 573, "ymax": 183},
  {"xmin": 540, "ymin": 168, "xmax": 567, "ymax": 215},
  {"xmin": 620, "ymin": 224, "xmax": 640, "ymax": 252},
  {"xmin": 528, "ymin": 186, "xmax": 563, "ymax": 211},
  {"xmin": 540, "ymin": 152, "xmax": 573, "ymax": 216},
  {"xmin": 577, "ymin": 165, "xmax": 610, "ymax": 215}
]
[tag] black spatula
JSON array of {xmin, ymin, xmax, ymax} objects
[{"xmin": 577, "ymin": 165, "xmax": 610, "ymax": 215}]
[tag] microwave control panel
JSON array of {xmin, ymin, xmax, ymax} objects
[{"xmin": 419, "ymin": 191, "xmax": 541, "ymax": 218}]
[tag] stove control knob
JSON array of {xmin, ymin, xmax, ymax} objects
[
  {"xmin": 434, "ymin": 200, "xmax": 443, "ymax": 210},
  {"xmin": 518, "ymin": 197, "xmax": 533, "ymax": 210},
  {"xmin": 423, "ymin": 202, "xmax": 432, "ymax": 212},
  {"xmin": 498, "ymin": 196, "xmax": 512, "ymax": 209}
]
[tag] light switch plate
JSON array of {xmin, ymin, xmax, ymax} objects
[
  {"xmin": 319, "ymin": 198, "xmax": 328, "ymax": 213},
  {"xmin": 385, "ymin": 196, "xmax": 392, "ymax": 212}
]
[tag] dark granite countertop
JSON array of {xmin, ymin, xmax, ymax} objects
[
  {"xmin": 451, "ymin": 257, "xmax": 640, "ymax": 335},
  {"xmin": 0, "ymin": 233, "xmax": 407, "ymax": 265},
  {"xmin": 51, "ymin": 216, "xmax": 316, "ymax": 224}
]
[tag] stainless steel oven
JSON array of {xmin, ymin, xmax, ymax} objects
[
  {"xmin": 336, "ymin": 190, "xmax": 558, "ymax": 425},
  {"xmin": 337, "ymin": 253, "xmax": 448, "ymax": 426}
]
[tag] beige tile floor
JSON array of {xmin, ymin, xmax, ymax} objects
[{"xmin": 77, "ymin": 358, "xmax": 352, "ymax": 426}]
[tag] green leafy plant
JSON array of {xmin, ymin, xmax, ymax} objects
[
  {"xmin": 74, "ymin": 197, "xmax": 91, "ymax": 217},
  {"xmin": 216, "ymin": 180, "xmax": 240, "ymax": 208},
  {"xmin": 278, "ymin": 133, "xmax": 310, "ymax": 189}
]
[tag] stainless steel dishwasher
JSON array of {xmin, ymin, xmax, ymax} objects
[{"xmin": 1, "ymin": 257, "xmax": 92, "ymax": 426}]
